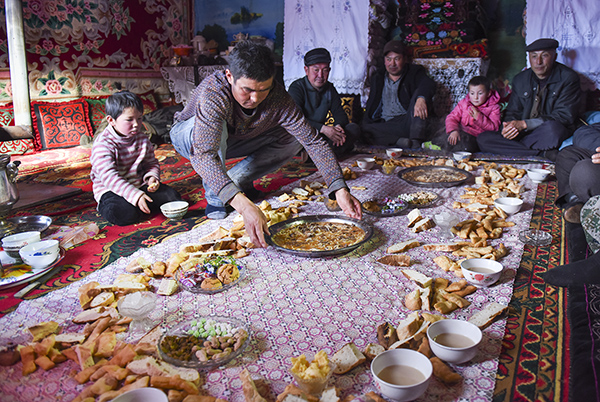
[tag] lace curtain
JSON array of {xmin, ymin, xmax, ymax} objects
[
  {"xmin": 283, "ymin": 0, "xmax": 369, "ymax": 97},
  {"xmin": 526, "ymin": 0, "xmax": 600, "ymax": 90}
]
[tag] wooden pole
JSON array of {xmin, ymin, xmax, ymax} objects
[{"xmin": 5, "ymin": 0, "xmax": 31, "ymax": 127}]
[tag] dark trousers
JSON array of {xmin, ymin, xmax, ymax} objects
[
  {"xmin": 361, "ymin": 96, "xmax": 429, "ymax": 146},
  {"xmin": 555, "ymin": 146, "xmax": 600, "ymax": 208},
  {"xmin": 477, "ymin": 120, "xmax": 571, "ymax": 156},
  {"xmin": 98, "ymin": 184, "xmax": 181, "ymax": 226},
  {"xmin": 324, "ymin": 122, "xmax": 360, "ymax": 157},
  {"xmin": 431, "ymin": 128, "xmax": 480, "ymax": 152},
  {"xmin": 573, "ymin": 122, "xmax": 600, "ymax": 152}
]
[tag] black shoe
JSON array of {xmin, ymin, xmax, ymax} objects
[
  {"xmin": 542, "ymin": 149, "xmax": 559, "ymax": 162},
  {"xmin": 563, "ymin": 203, "xmax": 583, "ymax": 224},
  {"xmin": 395, "ymin": 138, "xmax": 412, "ymax": 148}
]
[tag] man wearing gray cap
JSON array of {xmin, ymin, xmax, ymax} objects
[
  {"xmin": 361, "ymin": 40, "xmax": 436, "ymax": 148},
  {"xmin": 477, "ymin": 38, "xmax": 581, "ymax": 160},
  {"xmin": 288, "ymin": 48, "xmax": 361, "ymax": 157}
]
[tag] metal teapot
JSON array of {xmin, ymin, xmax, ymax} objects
[{"xmin": 0, "ymin": 154, "xmax": 20, "ymax": 216}]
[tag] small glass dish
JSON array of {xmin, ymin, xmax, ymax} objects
[
  {"xmin": 175, "ymin": 256, "xmax": 246, "ymax": 294},
  {"xmin": 324, "ymin": 198, "xmax": 341, "ymax": 212},
  {"xmin": 362, "ymin": 198, "xmax": 408, "ymax": 217},
  {"xmin": 397, "ymin": 191, "xmax": 440, "ymax": 208},
  {"xmin": 290, "ymin": 361, "xmax": 337, "ymax": 396},
  {"xmin": 117, "ymin": 291, "xmax": 157, "ymax": 334},
  {"xmin": 519, "ymin": 229, "xmax": 552, "ymax": 246},
  {"xmin": 158, "ymin": 316, "xmax": 250, "ymax": 370}
]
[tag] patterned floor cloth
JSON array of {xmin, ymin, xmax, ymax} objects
[{"xmin": 0, "ymin": 150, "xmax": 568, "ymax": 401}]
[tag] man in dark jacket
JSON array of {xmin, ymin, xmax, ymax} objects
[
  {"xmin": 288, "ymin": 48, "xmax": 360, "ymax": 157},
  {"xmin": 477, "ymin": 38, "xmax": 581, "ymax": 160},
  {"xmin": 361, "ymin": 40, "xmax": 436, "ymax": 148}
]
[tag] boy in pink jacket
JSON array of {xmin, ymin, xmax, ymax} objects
[{"xmin": 440, "ymin": 76, "xmax": 501, "ymax": 152}]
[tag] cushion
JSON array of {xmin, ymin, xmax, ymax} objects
[
  {"xmin": 0, "ymin": 139, "xmax": 35, "ymax": 155},
  {"xmin": 31, "ymin": 99, "xmax": 93, "ymax": 150},
  {"xmin": 324, "ymin": 96, "xmax": 356, "ymax": 126},
  {"xmin": 84, "ymin": 96, "xmax": 110, "ymax": 133},
  {"xmin": 138, "ymin": 91, "xmax": 161, "ymax": 115},
  {"xmin": 0, "ymin": 103, "xmax": 14, "ymax": 126}
]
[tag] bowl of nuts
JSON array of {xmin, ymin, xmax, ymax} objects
[{"xmin": 158, "ymin": 316, "xmax": 250, "ymax": 369}]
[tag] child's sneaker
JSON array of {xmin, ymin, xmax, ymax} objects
[{"xmin": 421, "ymin": 141, "xmax": 441, "ymax": 150}]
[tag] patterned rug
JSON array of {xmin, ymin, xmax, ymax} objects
[
  {"xmin": 493, "ymin": 180, "xmax": 570, "ymax": 402},
  {"xmin": 0, "ymin": 146, "xmax": 569, "ymax": 401},
  {"xmin": 0, "ymin": 145, "xmax": 317, "ymax": 316}
]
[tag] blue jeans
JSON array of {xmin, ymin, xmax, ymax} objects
[{"xmin": 170, "ymin": 117, "xmax": 303, "ymax": 208}]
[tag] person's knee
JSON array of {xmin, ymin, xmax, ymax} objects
[{"xmin": 570, "ymin": 159, "xmax": 600, "ymax": 201}]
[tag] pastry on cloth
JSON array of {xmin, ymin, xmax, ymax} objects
[
  {"xmin": 201, "ymin": 277, "xmax": 223, "ymax": 290},
  {"xmin": 217, "ymin": 263, "xmax": 240, "ymax": 284}
]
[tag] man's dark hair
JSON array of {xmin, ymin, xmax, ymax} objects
[
  {"xmin": 228, "ymin": 40, "xmax": 276, "ymax": 82},
  {"xmin": 467, "ymin": 76, "xmax": 491, "ymax": 91},
  {"xmin": 105, "ymin": 90, "xmax": 144, "ymax": 119}
]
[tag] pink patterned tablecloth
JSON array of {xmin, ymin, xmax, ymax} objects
[{"xmin": 0, "ymin": 154, "xmax": 546, "ymax": 402}]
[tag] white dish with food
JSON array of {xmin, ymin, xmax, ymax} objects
[
  {"xmin": 160, "ymin": 201, "xmax": 189, "ymax": 220},
  {"xmin": 112, "ymin": 387, "xmax": 168, "ymax": 402},
  {"xmin": 527, "ymin": 168, "xmax": 551, "ymax": 183},
  {"xmin": 18, "ymin": 239, "xmax": 60, "ymax": 270},
  {"xmin": 2, "ymin": 231, "xmax": 41, "ymax": 259},
  {"xmin": 357, "ymin": 157, "xmax": 375, "ymax": 170},
  {"xmin": 386, "ymin": 148, "xmax": 403, "ymax": 159},
  {"xmin": 371, "ymin": 349, "xmax": 432, "ymax": 401},
  {"xmin": 460, "ymin": 258, "xmax": 503, "ymax": 287},
  {"xmin": 494, "ymin": 197, "xmax": 524, "ymax": 215},
  {"xmin": 427, "ymin": 319, "xmax": 482, "ymax": 364},
  {"xmin": 453, "ymin": 151, "xmax": 472, "ymax": 162}
]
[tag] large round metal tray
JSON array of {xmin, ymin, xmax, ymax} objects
[
  {"xmin": 398, "ymin": 166, "xmax": 472, "ymax": 188},
  {"xmin": 265, "ymin": 215, "xmax": 373, "ymax": 257},
  {"xmin": 7, "ymin": 215, "xmax": 52, "ymax": 234}
]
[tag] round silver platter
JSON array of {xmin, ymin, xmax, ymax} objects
[
  {"xmin": 265, "ymin": 214, "xmax": 373, "ymax": 257},
  {"xmin": 398, "ymin": 165, "xmax": 472, "ymax": 188}
]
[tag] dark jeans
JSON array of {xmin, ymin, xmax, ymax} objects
[
  {"xmin": 324, "ymin": 122, "xmax": 360, "ymax": 156},
  {"xmin": 555, "ymin": 146, "xmax": 600, "ymax": 208},
  {"xmin": 431, "ymin": 128, "xmax": 480, "ymax": 152},
  {"xmin": 573, "ymin": 122, "xmax": 600, "ymax": 152},
  {"xmin": 98, "ymin": 184, "xmax": 181, "ymax": 226},
  {"xmin": 361, "ymin": 96, "xmax": 430, "ymax": 146},
  {"xmin": 477, "ymin": 120, "xmax": 571, "ymax": 156}
]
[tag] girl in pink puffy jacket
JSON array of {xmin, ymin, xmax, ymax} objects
[{"xmin": 443, "ymin": 76, "xmax": 501, "ymax": 152}]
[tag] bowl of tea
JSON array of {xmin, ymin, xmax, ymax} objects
[
  {"xmin": 370, "ymin": 349, "xmax": 432, "ymax": 402},
  {"xmin": 427, "ymin": 319, "xmax": 482, "ymax": 364},
  {"xmin": 460, "ymin": 258, "xmax": 503, "ymax": 287}
]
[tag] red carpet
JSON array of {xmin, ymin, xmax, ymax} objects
[{"xmin": 0, "ymin": 144, "xmax": 317, "ymax": 316}]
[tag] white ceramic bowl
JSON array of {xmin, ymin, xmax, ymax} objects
[
  {"xmin": 453, "ymin": 151, "xmax": 472, "ymax": 162},
  {"xmin": 386, "ymin": 148, "xmax": 403, "ymax": 159},
  {"xmin": 19, "ymin": 239, "xmax": 60, "ymax": 270},
  {"xmin": 112, "ymin": 387, "xmax": 168, "ymax": 402},
  {"xmin": 494, "ymin": 197, "xmax": 524, "ymax": 215},
  {"xmin": 160, "ymin": 201, "xmax": 189, "ymax": 220},
  {"xmin": 371, "ymin": 349, "xmax": 432, "ymax": 402},
  {"xmin": 357, "ymin": 157, "xmax": 375, "ymax": 170},
  {"xmin": 2, "ymin": 231, "xmax": 41, "ymax": 259},
  {"xmin": 527, "ymin": 168, "xmax": 551, "ymax": 183},
  {"xmin": 427, "ymin": 319, "xmax": 482, "ymax": 364},
  {"xmin": 461, "ymin": 258, "xmax": 504, "ymax": 287}
]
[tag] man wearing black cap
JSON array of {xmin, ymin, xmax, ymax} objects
[
  {"xmin": 477, "ymin": 38, "xmax": 581, "ymax": 160},
  {"xmin": 288, "ymin": 48, "xmax": 361, "ymax": 156},
  {"xmin": 361, "ymin": 39, "xmax": 436, "ymax": 148}
]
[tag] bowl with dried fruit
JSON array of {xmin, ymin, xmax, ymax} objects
[
  {"xmin": 158, "ymin": 316, "xmax": 250, "ymax": 369},
  {"xmin": 175, "ymin": 255, "xmax": 245, "ymax": 294}
]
